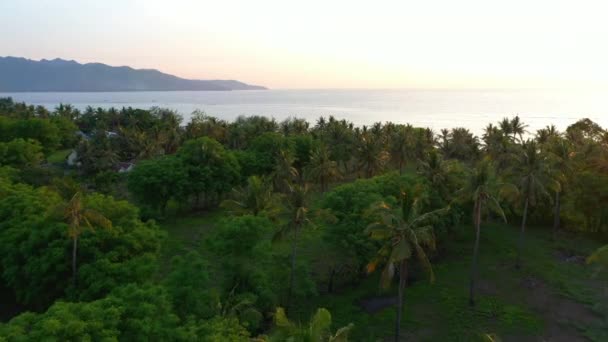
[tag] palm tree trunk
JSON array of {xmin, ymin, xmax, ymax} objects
[
  {"xmin": 469, "ymin": 200, "xmax": 482, "ymax": 306},
  {"xmin": 395, "ymin": 260, "xmax": 408, "ymax": 342},
  {"xmin": 552, "ymin": 191, "xmax": 561, "ymax": 238},
  {"xmin": 288, "ymin": 223, "xmax": 299, "ymax": 310},
  {"xmin": 516, "ymin": 198, "xmax": 529, "ymax": 269},
  {"xmin": 72, "ymin": 236, "xmax": 78, "ymax": 288}
]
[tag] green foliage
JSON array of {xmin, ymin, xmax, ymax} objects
[
  {"xmin": 220, "ymin": 175, "xmax": 281, "ymax": 218},
  {"xmin": 164, "ymin": 252, "xmax": 220, "ymax": 319},
  {"xmin": 0, "ymin": 117, "xmax": 61, "ymax": 153},
  {"xmin": 291, "ymin": 134, "xmax": 319, "ymax": 174},
  {"xmin": 178, "ymin": 137, "xmax": 241, "ymax": 206},
  {"xmin": 0, "ymin": 182, "xmax": 164, "ymax": 309},
  {"xmin": 188, "ymin": 316, "xmax": 250, "ymax": 341},
  {"xmin": 0, "ymin": 284, "xmax": 184, "ymax": 341},
  {"xmin": 0, "ymin": 138, "xmax": 43, "ymax": 168},
  {"xmin": 208, "ymin": 215, "xmax": 280, "ymax": 310},
  {"xmin": 128, "ymin": 155, "xmax": 188, "ymax": 215},
  {"xmin": 243, "ymin": 132, "xmax": 294, "ymax": 176},
  {"xmin": 562, "ymin": 170, "xmax": 608, "ymax": 234},
  {"xmin": 75, "ymin": 133, "xmax": 119, "ymax": 176},
  {"xmin": 268, "ymin": 307, "xmax": 353, "ymax": 341},
  {"xmin": 321, "ymin": 173, "xmax": 422, "ymax": 270}
]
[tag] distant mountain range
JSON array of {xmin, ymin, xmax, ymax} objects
[{"xmin": 0, "ymin": 56, "xmax": 266, "ymax": 92}]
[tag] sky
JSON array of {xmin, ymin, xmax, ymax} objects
[{"xmin": 2, "ymin": 0, "xmax": 608, "ymax": 89}]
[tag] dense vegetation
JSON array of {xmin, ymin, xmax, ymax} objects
[{"xmin": 0, "ymin": 96, "xmax": 606, "ymax": 341}]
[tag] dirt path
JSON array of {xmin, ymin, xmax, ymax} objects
[{"xmin": 490, "ymin": 274, "xmax": 605, "ymax": 342}]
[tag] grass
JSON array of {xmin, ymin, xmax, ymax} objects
[
  {"xmin": 46, "ymin": 148, "xmax": 71, "ymax": 164},
  {"xmin": 158, "ymin": 210, "xmax": 607, "ymax": 341}
]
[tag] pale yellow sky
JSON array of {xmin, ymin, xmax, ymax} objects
[{"xmin": 2, "ymin": 0, "xmax": 608, "ymax": 89}]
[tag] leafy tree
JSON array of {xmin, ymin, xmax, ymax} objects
[
  {"xmin": 0, "ymin": 182, "xmax": 163, "ymax": 309},
  {"xmin": 185, "ymin": 110, "xmax": 228, "ymax": 142},
  {"xmin": 209, "ymin": 215, "xmax": 281, "ymax": 312},
  {"xmin": 128, "ymin": 155, "xmax": 188, "ymax": 215},
  {"xmin": 365, "ymin": 193, "xmax": 445, "ymax": 342},
  {"xmin": 189, "ymin": 316, "xmax": 250, "ymax": 341},
  {"xmin": 50, "ymin": 116, "xmax": 79, "ymax": 148},
  {"xmin": 75, "ymin": 133, "xmax": 119, "ymax": 176},
  {"xmin": 0, "ymin": 284, "xmax": 185, "ymax": 341},
  {"xmin": 0, "ymin": 138, "xmax": 43, "ymax": 168},
  {"xmin": 321, "ymin": 173, "xmax": 421, "ymax": 277},
  {"xmin": 8, "ymin": 118, "xmax": 61, "ymax": 153},
  {"xmin": 178, "ymin": 137, "xmax": 240, "ymax": 207},
  {"xmin": 227, "ymin": 116, "xmax": 279, "ymax": 150},
  {"xmin": 165, "ymin": 252, "xmax": 220, "ymax": 320}
]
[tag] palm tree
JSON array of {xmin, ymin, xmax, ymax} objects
[
  {"xmin": 220, "ymin": 175, "xmax": 280, "ymax": 218},
  {"xmin": 499, "ymin": 118, "xmax": 514, "ymax": 139},
  {"xmin": 275, "ymin": 183, "xmax": 311, "ymax": 308},
  {"xmin": 511, "ymin": 141, "xmax": 551, "ymax": 269},
  {"xmin": 356, "ymin": 133, "xmax": 389, "ymax": 178},
  {"xmin": 457, "ymin": 160, "xmax": 508, "ymax": 306},
  {"xmin": 306, "ymin": 145, "xmax": 341, "ymax": 192},
  {"xmin": 547, "ymin": 138, "xmax": 573, "ymax": 237},
  {"xmin": 510, "ymin": 115, "xmax": 528, "ymax": 141},
  {"xmin": 270, "ymin": 307, "xmax": 353, "ymax": 341},
  {"xmin": 365, "ymin": 193, "xmax": 446, "ymax": 342},
  {"xmin": 63, "ymin": 192, "xmax": 112, "ymax": 287},
  {"xmin": 272, "ymin": 149, "xmax": 299, "ymax": 192},
  {"xmin": 389, "ymin": 125, "xmax": 415, "ymax": 174}
]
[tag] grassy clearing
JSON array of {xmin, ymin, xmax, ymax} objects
[
  {"xmin": 46, "ymin": 148, "xmax": 71, "ymax": 164},
  {"xmin": 158, "ymin": 211, "xmax": 607, "ymax": 341},
  {"xmin": 157, "ymin": 211, "xmax": 224, "ymax": 277}
]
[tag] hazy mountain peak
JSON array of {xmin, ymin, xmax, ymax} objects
[{"xmin": 0, "ymin": 56, "xmax": 266, "ymax": 92}]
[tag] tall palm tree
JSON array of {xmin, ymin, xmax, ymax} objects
[
  {"xmin": 220, "ymin": 175, "xmax": 280, "ymax": 218},
  {"xmin": 275, "ymin": 183, "xmax": 311, "ymax": 308},
  {"xmin": 306, "ymin": 145, "xmax": 341, "ymax": 192},
  {"xmin": 356, "ymin": 133, "xmax": 389, "ymax": 178},
  {"xmin": 270, "ymin": 307, "xmax": 353, "ymax": 341},
  {"xmin": 389, "ymin": 126, "xmax": 415, "ymax": 174},
  {"xmin": 63, "ymin": 192, "xmax": 112, "ymax": 288},
  {"xmin": 547, "ymin": 138, "xmax": 573, "ymax": 237},
  {"xmin": 365, "ymin": 193, "xmax": 446, "ymax": 342},
  {"xmin": 272, "ymin": 149, "xmax": 299, "ymax": 192},
  {"xmin": 510, "ymin": 115, "xmax": 528, "ymax": 141},
  {"xmin": 499, "ymin": 118, "xmax": 514, "ymax": 139},
  {"xmin": 457, "ymin": 160, "xmax": 508, "ymax": 306},
  {"xmin": 510, "ymin": 141, "xmax": 551, "ymax": 269}
]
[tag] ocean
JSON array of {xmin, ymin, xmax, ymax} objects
[{"xmin": 1, "ymin": 89, "xmax": 607, "ymax": 136}]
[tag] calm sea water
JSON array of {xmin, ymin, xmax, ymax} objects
[{"xmin": 2, "ymin": 89, "xmax": 607, "ymax": 136}]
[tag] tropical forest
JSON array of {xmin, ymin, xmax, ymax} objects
[{"xmin": 0, "ymin": 97, "xmax": 606, "ymax": 341}]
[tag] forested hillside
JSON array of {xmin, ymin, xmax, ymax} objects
[{"xmin": 0, "ymin": 97, "xmax": 606, "ymax": 341}]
